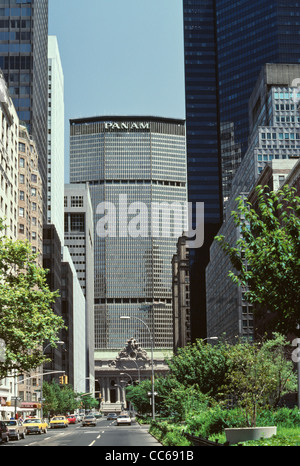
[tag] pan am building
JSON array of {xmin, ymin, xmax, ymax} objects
[{"xmin": 69, "ymin": 116, "xmax": 188, "ymax": 358}]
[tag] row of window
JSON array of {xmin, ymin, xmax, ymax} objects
[
  {"xmin": 0, "ymin": 7, "xmax": 32, "ymax": 16},
  {"xmin": 19, "ymin": 173, "xmax": 38, "ymax": 183},
  {"xmin": 261, "ymin": 132, "xmax": 300, "ymax": 140},
  {"xmin": 274, "ymin": 92, "xmax": 300, "ymax": 100}
]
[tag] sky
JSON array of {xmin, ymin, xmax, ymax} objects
[{"xmin": 48, "ymin": 0, "xmax": 185, "ymax": 180}]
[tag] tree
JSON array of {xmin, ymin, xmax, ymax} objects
[
  {"xmin": 167, "ymin": 339, "xmax": 230, "ymax": 396},
  {"xmin": 126, "ymin": 379, "xmax": 152, "ymax": 416},
  {"xmin": 79, "ymin": 394, "xmax": 99, "ymax": 412},
  {"xmin": 42, "ymin": 380, "xmax": 59, "ymax": 417},
  {"xmin": 220, "ymin": 333, "xmax": 297, "ymax": 427},
  {"xmin": 0, "ymin": 219, "xmax": 65, "ymax": 377},
  {"xmin": 215, "ymin": 185, "xmax": 300, "ymax": 334},
  {"xmin": 43, "ymin": 381, "xmax": 80, "ymax": 416}
]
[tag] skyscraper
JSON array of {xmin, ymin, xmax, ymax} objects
[
  {"xmin": 0, "ymin": 70, "xmax": 18, "ymax": 241},
  {"xmin": 70, "ymin": 116, "xmax": 187, "ymax": 356},
  {"xmin": 206, "ymin": 64, "xmax": 300, "ymax": 341},
  {"xmin": 183, "ymin": 0, "xmax": 300, "ymax": 340},
  {"xmin": 216, "ymin": 0, "xmax": 300, "ymax": 157},
  {"xmin": 64, "ymin": 182, "xmax": 95, "ymax": 393},
  {"xmin": 0, "ymin": 0, "xmax": 48, "ymax": 220},
  {"xmin": 183, "ymin": 0, "xmax": 223, "ymax": 340},
  {"xmin": 47, "ymin": 35, "xmax": 64, "ymax": 242}
]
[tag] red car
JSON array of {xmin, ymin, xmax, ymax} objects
[{"xmin": 67, "ymin": 415, "xmax": 76, "ymax": 424}]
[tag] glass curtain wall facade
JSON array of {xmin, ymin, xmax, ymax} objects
[
  {"xmin": 183, "ymin": 0, "xmax": 223, "ymax": 340},
  {"xmin": 183, "ymin": 0, "xmax": 300, "ymax": 340},
  {"xmin": 206, "ymin": 70, "xmax": 300, "ymax": 341},
  {"xmin": 0, "ymin": 0, "xmax": 48, "ymax": 221},
  {"xmin": 70, "ymin": 117, "xmax": 187, "ymax": 353},
  {"xmin": 216, "ymin": 0, "xmax": 300, "ymax": 157}
]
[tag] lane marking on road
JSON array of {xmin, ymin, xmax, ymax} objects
[
  {"xmin": 89, "ymin": 440, "xmax": 96, "ymax": 446},
  {"xmin": 97, "ymin": 435, "xmax": 101, "ymax": 439}
]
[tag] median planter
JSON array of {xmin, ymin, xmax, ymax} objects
[{"xmin": 225, "ymin": 426, "xmax": 277, "ymax": 444}]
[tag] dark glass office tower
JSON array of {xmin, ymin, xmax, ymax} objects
[
  {"xmin": 216, "ymin": 0, "xmax": 300, "ymax": 157},
  {"xmin": 0, "ymin": 0, "xmax": 48, "ymax": 220},
  {"xmin": 183, "ymin": 0, "xmax": 300, "ymax": 340},
  {"xmin": 183, "ymin": 0, "xmax": 223, "ymax": 340}
]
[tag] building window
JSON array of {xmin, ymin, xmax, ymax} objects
[
  {"xmin": 19, "ymin": 142, "xmax": 25, "ymax": 152},
  {"xmin": 71, "ymin": 196, "xmax": 84, "ymax": 207},
  {"xmin": 70, "ymin": 213, "xmax": 85, "ymax": 233}
]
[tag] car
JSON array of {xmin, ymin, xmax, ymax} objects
[
  {"xmin": 116, "ymin": 414, "xmax": 131, "ymax": 426},
  {"xmin": 67, "ymin": 415, "xmax": 77, "ymax": 424},
  {"xmin": 107, "ymin": 412, "xmax": 118, "ymax": 420},
  {"xmin": 49, "ymin": 416, "xmax": 69, "ymax": 429},
  {"xmin": 23, "ymin": 418, "xmax": 48, "ymax": 435},
  {"xmin": 94, "ymin": 412, "xmax": 102, "ymax": 419},
  {"xmin": 0, "ymin": 421, "xmax": 9, "ymax": 443},
  {"xmin": 3, "ymin": 419, "xmax": 26, "ymax": 440},
  {"xmin": 82, "ymin": 414, "xmax": 97, "ymax": 427}
]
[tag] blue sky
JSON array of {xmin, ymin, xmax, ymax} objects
[{"xmin": 49, "ymin": 0, "xmax": 185, "ymax": 179}]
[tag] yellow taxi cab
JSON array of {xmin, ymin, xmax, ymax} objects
[
  {"xmin": 49, "ymin": 415, "xmax": 69, "ymax": 429},
  {"xmin": 23, "ymin": 417, "xmax": 48, "ymax": 435}
]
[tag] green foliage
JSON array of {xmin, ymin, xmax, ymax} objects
[
  {"xmin": 149, "ymin": 421, "xmax": 192, "ymax": 446},
  {"xmin": 185, "ymin": 407, "xmax": 300, "ymax": 439},
  {"xmin": 126, "ymin": 379, "xmax": 152, "ymax": 416},
  {"xmin": 219, "ymin": 333, "xmax": 297, "ymax": 426},
  {"xmin": 155, "ymin": 377, "xmax": 213, "ymax": 422},
  {"xmin": 167, "ymin": 338, "xmax": 230, "ymax": 396},
  {"xmin": 79, "ymin": 394, "xmax": 99, "ymax": 411},
  {"xmin": 0, "ymin": 219, "xmax": 65, "ymax": 377},
  {"xmin": 236, "ymin": 428, "xmax": 300, "ymax": 446},
  {"xmin": 43, "ymin": 381, "xmax": 80, "ymax": 416},
  {"xmin": 256, "ymin": 407, "xmax": 300, "ymax": 428},
  {"xmin": 42, "ymin": 380, "xmax": 59, "ymax": 416},
  {"xmin": 129, "ymin": 334, "xmax": 296, "ymax": 430},
  {"xmin": 215, "ymin": 185, "xmax": 300, "ymax": 334}
]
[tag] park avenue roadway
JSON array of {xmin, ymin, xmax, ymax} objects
[{"xmin": 1, "ymin": 416, "xmax": 161, "ymax": 447}]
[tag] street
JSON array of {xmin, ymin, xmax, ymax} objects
[{"xmin": 0, "ymin": 417, "xmax": 161, "ymax": 447}]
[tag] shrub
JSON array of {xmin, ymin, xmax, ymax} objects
[
  {"xmin": 256, "ymin": 407, "xmax": 300, "ymax": 427},
  {"xmin": 149, "ymin": 421, "xmax": 192, "ymax": 446}
]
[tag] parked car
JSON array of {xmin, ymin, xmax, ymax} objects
[
  {"xmin": 82, "ymin": 414, "xmax": 97, "ymax": 427},
  {"xmin": 107, "ymin": 412, "xmax": 118, "ymax": 420},
  {"xmin": 23, "ymin": 418, "xmax": 48, "ymax": 435},
  {"xmin": 49, "ymin": 416, "xmax": 69, "ymax": 429},
  {"xmin": 67, "ymin": 415, "xmax": 77, "ymax": 424},
  {"xmin": 3, "ymin": 419, "xmax": 26, "ymax": 440},
  {"xmin": 116, "ymin": 414, "xmax": 131, "ymax": 426},
  {"xmin": 0, "ymin": 421, "xmax": 9, "ymax": 443}
]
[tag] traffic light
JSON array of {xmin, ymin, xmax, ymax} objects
[
  {"xmin": 59, "ymin": 376, "xmax": 64, "ymax": 385},
  {"xmin": 63, "ymin": 375, "xmax": 68, "ymax": 385}
]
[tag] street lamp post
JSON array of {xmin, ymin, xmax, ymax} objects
[
  {"xmin": 120, "ymin": 372, "xmax": 133, "ymax": 384},
  {"xmin": 120, "ymin": 315, "xmax": 156, "ymax": 420},
  {"xmin": 131, "ymin": 359, "xmax": 141, "ymax": 384}
]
